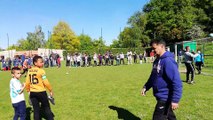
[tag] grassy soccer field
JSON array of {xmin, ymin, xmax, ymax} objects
[{"xmin": 1, "ymin": 63, "xmax": 213, "ymax": 120}]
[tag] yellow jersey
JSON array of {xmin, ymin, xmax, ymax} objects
[{"xmin": 25, "ymin": 67, "xmax": 52, "ymax": 92}]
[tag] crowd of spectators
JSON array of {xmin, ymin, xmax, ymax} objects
[
  {"xmin": 0, "ymin": 52, "xmax": 61, "ymax": 71},
  {"xmin": 65, "ymin": 50, "xmax": 149, "ymax": 67},
  {"xmin": 1, "ymin": 50, "xmax": 159, "ymax": 70}
]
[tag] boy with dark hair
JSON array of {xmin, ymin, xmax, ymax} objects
[
  {"xmin": 10, "ymin": 67, "xmax": 26, "ymax": 120},
  {"xmin": 25, "ymin": 55, "xmax": 54, "ymax": 120},
  {"xmin": 141, "ymin": 40, "xmax": 182, "ymax": 120}
]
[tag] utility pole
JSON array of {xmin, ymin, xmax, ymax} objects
[
  {"xmin": 99, "ymin": 27, "xmax": 103, "ymax": 53},
  {"xmin": 0, "ymin": 35, "xmax": 0, "ymax": 50},
  {"xmin": 48, "ymin": 31, "xmax": 52, "ymax": 54},
  {"xmin": 7, "ymin": 33, "xmax": 10, "ymax": 58},
  {"xmin": 7, "ymin": 33, "xmax": 9, "ymax": 49},
  {"xmin": 82, "ymin": 28, "xmax": 84, "ymax": 35},
  {"xmin": 101, "ymin": 27, "xmax": 102, "ymax": 40}
]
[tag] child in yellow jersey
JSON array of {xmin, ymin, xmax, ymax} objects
[{"xmin": 25, "ymin": 55, "xmax": 54, "ymax": 120}]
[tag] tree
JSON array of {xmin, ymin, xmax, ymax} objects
[
  {"xmin": 7, "ymin": 38, "xmax": 29, "ymax": 50},
  {"xmin": 7, "ymin": 44, "xmax": 19, "ymax": 50},
  {"xmin": 128, "ymin": 11, "xmax": 150, "ymax": 47},
  {"xmin": 119, "ymin": 27, "xmax": 134, "ymax": 48},
  {"xmin": 27, "ymin": 26, "xmax": 45, "ymax": 50},
  {"xmin": 92, "ymin": 37, "xmax": 106, "ymax": 53},
  {"xmin": 117, "ymin": 11, "xmax": 150, "ymax": 48},
  {"xmin": 7, "ymin": 26, "xmax": 45, "ymax": 50},
  {"xmin": 78, "ymin": 34, "xmax": 93, "ymax": 50},
  {"xmin": 51, "ymin": 21, "xmax": 80, "ymax": 51},
  {"xmin": 115, "ymin": 0, "xmax": 211, "ymax": 48},
  {"xmin": 194, "ymin": 0, "xmax": 213, "ymax": 33},
  {"xmin": 110, "ymin": 39, "xmax": 121, "ymax": 48},
  {"xmin": 17, "ymin": 38, "xmax": 31, "ymax": 50},
  {"xmin": 142, "ymin": 0, "xmax": 207, "ymax": 43},
  {"xmin": 187, "ymin": 25, "xmax": 205, "ymax": 39}
]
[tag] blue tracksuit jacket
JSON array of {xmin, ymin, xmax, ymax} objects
[{"xmin": 144, "ymin": 51, "xmax": 182, "ymax": 103}]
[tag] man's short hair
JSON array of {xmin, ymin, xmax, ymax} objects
[
  {"xmin": 11, "ymin": 67, "xmax": 21, "ymax": 74},
  {"xmin": 185, "ymin": 46, "xmax": 189, "ymax": 49},
  {"xmin": 150, "ymin": 39, "xmax": 166, "ymax": 46},
  {"xmin": 33, "ymin": 55, "xmax": 43, "ymax": 65}
]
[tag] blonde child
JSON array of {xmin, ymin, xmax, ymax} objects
[{"xmin": 10, "ymin": 67, "xmax": 26, "ymax": 120}]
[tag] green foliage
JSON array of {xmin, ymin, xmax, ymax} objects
[
  {"xmin": 195, "ymin": 0, "xmax": 213, "ymax": 33},
  {"xmin": 92, "ymin": 37, "xmax": 106, "ymax": 52},
  {"xmin": 7, "ymin": 44, "xmax": 20, "ymax": 50},
  {"xmin": 51, "ymin": 21, "xmax": 80, "ymax": 51},
  {"xmin": 7, "ymin": 26, "xmax": 45, "ymax": 50},
  {"xmin": 27, "ymin": 26, "xmax": 45, "ymax": 50},
  {"xmin": 187, "ymin": 25, "xmax": 205, "ymax": 39},
  {"xmin": 110, "ymin": 39, "xmax": 121, "ymax": 48},
  {"xmin": 119, "ymin": 27, "xmax": 134, "ymax": 48},
  {"xmin": 78, "ymin": 34, "xmax": 93, "ymax": 50},
  {"xmin": 63, "ymin": 37, "xmax": 108, "ymax": 55},
  {"xmin": 118, "ymin": 0, "xmax": 212, "ymax": 46},
  {"xmin": 202, "ymin": 42, "xmax": 213, "ymax": 68},
  {"xmin": 16, "ymin": 39, "xmax": 31, "ymax": 50},
  {"xmin": 145, "ymin": 0, "xmax": 199, "ymax": 42},
  {"xmin": 118, "ymin": 12, "xmax": 150, "ymax": 48}
]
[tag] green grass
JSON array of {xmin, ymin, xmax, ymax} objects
[
  {"xmin": 1, "ymin": 63, "xmax": 213, "ymax": 120},
  {"xmin": 200, "ymin": 42, "xmax": 213, "ymax": 68}
]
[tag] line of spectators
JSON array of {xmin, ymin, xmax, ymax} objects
[
  {"xmin": 0, "ymin": 54, "xmax": 33, "ymax": 71},
  {"xmin": 65, "ymin": 50, "xmax": 149, "ymax": 67},
  {"xmin": 0, "ymin": 52, "xmax": 62, "ymax": 71}
]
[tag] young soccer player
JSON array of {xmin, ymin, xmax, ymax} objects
[
  {"xmin": 25, "ymin": 55, "xmax": 54, "ymax": 120},
  {"xmin": 10, "ymin": 67, "xmax": 26, "ymax": 120}
]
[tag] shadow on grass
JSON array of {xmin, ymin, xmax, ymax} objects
[
  {"xmin": 26, "ymin": 107, "xmax": 33, "ymax": 120},
  {"xmin": 182, "ymin": 80, "xmax": 187, "ymax": 83},
  {"xmin": 109, "ymin": 105, "xmax": 141, "ymax": 120},
  {"xmin": 25, "ymin": 106, "xmax": 54, "ymax": 120}
]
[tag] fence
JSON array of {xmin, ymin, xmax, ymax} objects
[{"xmin": 174, "ymin": 37, "xmax": 213, "ymax": 69}]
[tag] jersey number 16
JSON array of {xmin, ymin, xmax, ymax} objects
[{"xmin": 29, "ymin": 74, "xmax": 39, "ymax": 84}]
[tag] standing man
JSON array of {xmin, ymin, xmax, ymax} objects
[
  {"xmin": 184, "ymin": 46, "xmax": 198, "ymax": 84},
  {"xmin": 143, "ymin": 51, "xmax": 147, "ymax": 63},
  {"xmin": 141, "ymin": 40, "xmax": 182, "ymax": 120},
  {"xmin": 120, "ymin": 52, "xmax": 125, "ymax": 65},
  {"xmin": 127, "ymin": 50, "xmax": 133, "ymax": 65}
]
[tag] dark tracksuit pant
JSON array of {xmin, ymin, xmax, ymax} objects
[
  {"xmin": 153, "ymin": 100, "xmax": 176, "ymax": 120},
  {"xmin": 195, "ymin": 62, "xmax": 202, "ymax": 74},
  {"xmin": 30, "ymin": 91, "xmax": 54, "ymax": 120},
  {"xmin": 12, "ymin": 101, "xmax": 26, "ymax": 120},
  {"xmin": 185, "ymin": 63, "xmax": 195, "ymax": 82}
]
